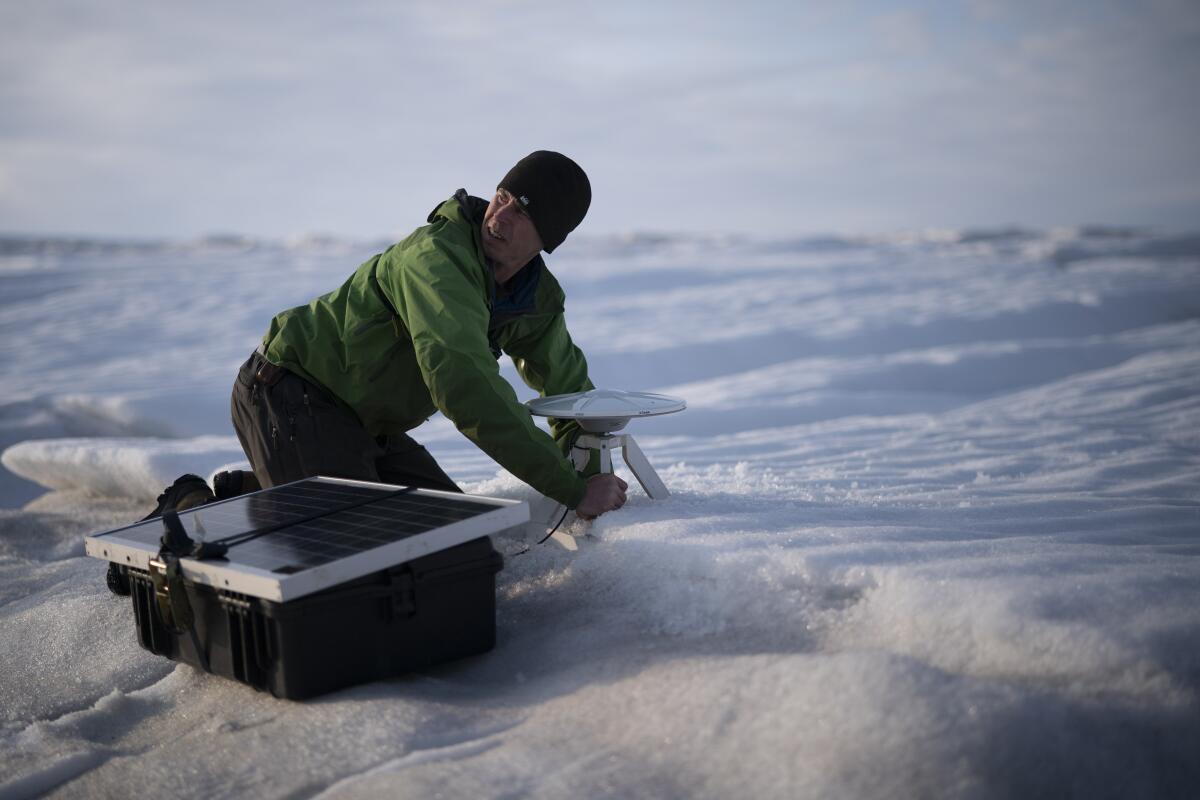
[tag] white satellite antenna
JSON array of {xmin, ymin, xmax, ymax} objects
[{"xmin": 527, "ymin": 389, "xmax": 685, "ymax": 531}]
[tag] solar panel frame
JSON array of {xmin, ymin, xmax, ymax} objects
[{"xmin": 84, "ymin": 477, "xmax": 528, "ymax": 601}]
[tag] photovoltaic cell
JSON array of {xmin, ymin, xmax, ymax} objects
[{"xmin": 85, "ymin": 477, "xmax": 526, "ymax": 600}]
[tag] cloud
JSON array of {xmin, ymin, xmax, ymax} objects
[
  {"xmin": 0, "ymin": 1, "xmax": 1197, "ymax": 238},
  {"xmin": 870, "ymin": 11, "xmax": 932, "ymax": 56}
]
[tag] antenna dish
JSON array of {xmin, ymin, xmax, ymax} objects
[{"xmin": 526, "ymin": 389, "xmax": 686, "ymax": 433}]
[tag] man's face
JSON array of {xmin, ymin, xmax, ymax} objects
[{"xmin": 482, "ymin": 187, "xmax": 544, "ymax": 283}]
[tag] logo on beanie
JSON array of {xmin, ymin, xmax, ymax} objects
[{"xmin": 499, "ymin": 151, "xmax": 590, "ymax": 253}]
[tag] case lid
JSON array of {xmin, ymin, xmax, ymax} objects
[{"xmin": 84, "ymin": 477, "xmax": 527, "ymax": 601}]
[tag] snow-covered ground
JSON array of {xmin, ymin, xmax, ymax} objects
[{"xmin": 1, "ymin": 227, "xmax": 1198, "ymax": 798}]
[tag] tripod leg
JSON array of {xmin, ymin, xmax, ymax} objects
[
  {"xmin": 597, "ymin": 438, "xmax": 614, "ymax": 473},
  {"xmin": 622, "ymin": 436, "xmax": 670, "ymax": 499},
  {"xmin": 571, "ymin": 443, "xmax": 592, "ymax": 471}
]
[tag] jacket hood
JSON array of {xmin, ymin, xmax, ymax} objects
[
  {"xmin": 428, "ymin": 189, "xmax": 546, "ymax": 279},
  {"xmin": 425, "ymin": 188, "xmax": 489, "ymax": 227}
]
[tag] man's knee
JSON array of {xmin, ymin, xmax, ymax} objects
[{"xmin": 375, "ymin": 436, "xmax": 461, "ymax": 493}]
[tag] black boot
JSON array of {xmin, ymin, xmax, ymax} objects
[
  {"xmin": 212, "ymin": 469, "xmax": 260, "ymax": 500},
  {"xmin": 140, "ymin": 474, "xmax": 215, "ymax": 521},
  {"xmin": 106, "ymin": 563, "xmax": 131, "ymax": 596},
  {"xmin": 107, "ymin": 474, "xmax": 217, "ymax": 597}
]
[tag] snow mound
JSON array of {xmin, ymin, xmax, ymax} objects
[
  {"xmin": 0, "ymin": 395, "xmax": 183, "ymax": 506},
  {"xmin": 1, "ymin": 436, "xmax": 248, "ymax": 502}
]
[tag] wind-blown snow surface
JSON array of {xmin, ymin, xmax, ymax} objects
[{"xmin": 1, "ymin": 227, "xmax": 1199, "ymax": 798}]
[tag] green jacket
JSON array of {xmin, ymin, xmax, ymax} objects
[{"xmin": 261, "ymin": 191, "xmax": 592, "ymax": 508}]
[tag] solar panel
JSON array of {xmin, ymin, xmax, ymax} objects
[{"xmin": 85, "ymin": 477, "xmax": 528, "ymax": 601}]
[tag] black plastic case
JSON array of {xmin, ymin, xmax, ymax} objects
[{"xmin": 124, "ymin": 536, "xmax": 503, "ymax": 699}]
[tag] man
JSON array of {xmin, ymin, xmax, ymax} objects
[{"xmin": 230, "ymin": 151, "xmax": 627, "ymax": 519}]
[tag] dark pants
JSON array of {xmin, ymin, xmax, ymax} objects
[{"xmin": 230, "ymin": 351, "xmax": 461, "ymax": 493}]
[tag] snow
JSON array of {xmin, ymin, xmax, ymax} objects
[
  {"xmin": 1, "ymin": 435, "xmax": 246, "ymax": 503},
  {"xmin": 1, "ymin": 228, "xmax": 1198, "ymax": 798}
]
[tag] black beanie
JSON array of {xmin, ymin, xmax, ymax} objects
[{"xmin": 498, "ymin": 151, "xmax": 591, "ymax": 253}]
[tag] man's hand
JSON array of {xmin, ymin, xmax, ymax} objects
[{"xmin": 575, "ymin": 474, "xmax": 629, "ymax": 520}]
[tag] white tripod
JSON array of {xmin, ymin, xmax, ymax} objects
[
  {"xmin": 569, "ymin": 432, "xmax": 669, "ymax": 499},
  {"xmin": 532, "ymin": 432, "xmax": 670, "ymax": 546},
  {"xmin": 524, "ymin": 389, "xmax": 686, "ymax": 543}
]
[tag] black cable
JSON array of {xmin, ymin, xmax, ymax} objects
[
  {"xmin": 513, "ymin": 428, "xmax": 585, "ymax": 555},
  {"xmin": 509, "ymin": 504, "xmax": 572, "ymax": 558},
  {"xmin": 537, "ymin": 505, "xmax": 571, "ymax": 545},
  {"xmin": 532, "ymin": 428, "xmax": 582, "ymax": 546}
]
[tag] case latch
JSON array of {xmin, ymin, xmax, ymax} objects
[
  {"xmin": 385, "ymin": 568, "xmax": 416, "ymax": 620},
  {"xmin": 148, "ymin": 554, "xmax": 194, "ymax": 634}
]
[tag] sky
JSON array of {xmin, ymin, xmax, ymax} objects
[{"xmin": 1, "ymin": 0, "xmax": 1198, "ymax": 240}]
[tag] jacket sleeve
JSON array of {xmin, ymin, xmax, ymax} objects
[
  {"xmin": 504, "ymin": 312, "xmax": 595, "ymax": 459},
  {"xmin": 380, "ymin": 230, "xmax": 588, "ymax": 509}
]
